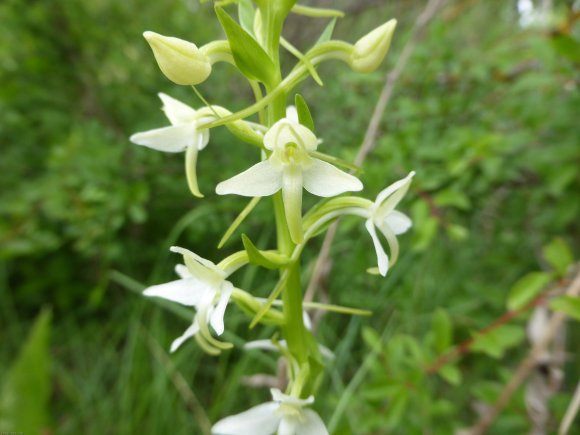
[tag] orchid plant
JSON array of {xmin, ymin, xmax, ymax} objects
[{"xmin": 131, "ymin": 1, "xmax": 413, "ymax": 433}]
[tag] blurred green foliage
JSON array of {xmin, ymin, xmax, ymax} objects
[{"xmin": 0, "ymin": 0, "xmax": 578, "ymax": 434}]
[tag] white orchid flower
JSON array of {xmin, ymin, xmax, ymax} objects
[
  {"xmin": 130, "ymin": 93, "xmax": 211, "ymax": 197},
  {"xmin": 348, "ymin": 171, "xmax": 414, "ymax": 276},
  {"xmin": 216, "ymin": 118, "xmax": 363, "ymax": 243},
  {"xmin": 212, "ymin": 388, "xmax": 328, "ymax": 435},
  {"xmin": 363, "ymin": 171, "xmax": 414, "ymax": 276},
  {"xmin": 143, "ymin": 246, "xmax": 234, "ymax": 354},
  {"xmin": 306, "ymin": 171, "xmax": 414, "ymax": 277}
]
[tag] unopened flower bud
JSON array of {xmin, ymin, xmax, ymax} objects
[
  {"xmin": 350, "ymin": 19, "xmax": 397, "ymax": 73},
  {"xmin": 143, "ymin": 31, "xmax": 211, "ymax": 85}
]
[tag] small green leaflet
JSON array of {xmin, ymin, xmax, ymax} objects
[
  {"xmin": 294, "ymin": 94, "xmax": 315, "ymax": 131},
  {"xmin": 550, "ymin": 296, "xmax": 580, "ymax": 322},
  {"xmin": 507, "ymin": 271, "xmax": 553, "ymax": 311},
  {"xmin": 215, "ymin": 6, "xmax": 275, "ymax": 84}
]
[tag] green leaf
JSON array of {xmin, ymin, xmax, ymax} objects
[
  {"xmin": 215, "ymin": 6, "xmax": 275, "ymax": 84},
  {"xmin": 315, "ymin": 18, "xmax": 337, "ymax": 46},
  {"xmin": 507, "ymin": 271, "xmax": 553, "ymax": 311},
  {"xmin": 294, "ymin": 94, "xmax": 315, "ymax": 132},
  {"xmin": 238, "ymin": 0, "xmax": 255, "ymax": 35},
  {"xmin": 0, "ymin": 309, "xmax": 51, "ymax": 434},
  {"xmin": 550, "ymin": 296, "xmax": 580, "ymax": 321},
  {"xmin": 446, "ymin": 224, "xmax": 469, "ymax": 241},
  {"xmin": 438, "ymin": 364, "xmax": 462, "ymax": 386},
  {"xmin": 434, "ymin": 189, "xmax": 471, "ymax": 210},
  {"xmin": 432, "ymin": 308, "xmax": 453, "ymax": 353},
  {"xmin": 470, "ymin": 325, "xmax": 525, "ymax": 358},
  {"xmin": 542, "ymin": 238, "xmax": 573, "ymax": 277},
  {"xmin": 362, "ymin": 326, "xmax": 382, "ymax": 352},
  {"xmin": 241, "ymin": 234, "xmax": 291, "ymax": 269}
]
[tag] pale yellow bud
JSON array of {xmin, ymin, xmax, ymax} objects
[
  {"xmin": 143, "ymin": 31, "xmax": 211, "ymax": 85},
  {"xmin": 350, "ymin": 19, "xmax": 397, "ymax": 73}
]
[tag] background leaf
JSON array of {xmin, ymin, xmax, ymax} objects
[
  {"xmin": 507, "ymin": 271, "xmax": 553, "ymax": 311},
  {"xmin": 0, "ymin": 309, "xmax": 52, "ymax": 434}
]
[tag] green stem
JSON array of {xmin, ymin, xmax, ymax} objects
[{"xmin": 261, "ymin": 7, "xmax": 310, "ymax": 380}]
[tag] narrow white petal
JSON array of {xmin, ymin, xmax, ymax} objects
[
  {"xmin": 143, "ymin": 278, "xmax": 206, "ymax": 306},
  {"xmin": 130, "ymin": 124, "xmax": 196, "ymax": 152},
  {"xmin": 282, "ymin": 167, "xmax": 304, "ymax": 243},
  {"xmin": 299, "ymin": 410, "xmax": 329, "ymax": 435},
  {"xmin": 216, "ymin": 161, "xmax": 282, "ymax": 197},
  {"xmin": 375, "ymin": 171, "xmax": 415, "ymax": 208},
  {"xmin": 185, "ymin": 144, "xmax": 204, "ymax": 198},
  {"xmin": 175, "ymin": 264, "xmax": 191, "ymax": 279},
  {"xmin": 170, "ymin": 320, "xmax": 199, "ymax": 353},
  {"xmin": 209, "ymin": 281, "xmax": 233, "ymax": 336},
  {"xmin": 303, "ymin": 159, "xmax": 363, "ymax": 197},
  {"xmin": 365, "ymin": 219, "xmax": 389, "ymax": 277},
  {"xmin": 170, "ymin": 246, "xmax": 224, "ymax": 284},
  {"xmin": 378, "ymin": 223, "xmax": 400, "ymax": 266},
  {"xmin": 211, "ymin": 403, "xmax": 280, "ymax": 435},
  {"xmin": 158, "ymin": 92, "xmax": 198, "ymax": 125},
  {"xmin": 384, "ymin": 210, "xmax": 412, "ymax": 235},
  {"xmin": 286, "ymin": 105, "xmax": 298, "ymax": 122},
  {"xmin": 197, "ymin": 126, "xmax": 210, "ymax": 150}
]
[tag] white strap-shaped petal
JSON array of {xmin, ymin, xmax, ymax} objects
[
  {"xmin": 216, "ymin": 161, "xmax": 282, "ymax": 197},
  {"xmin": 130, "ymin": 124, "xmax": 197, "ymax": 153},
  {"xmin": 143, "ymin": 278, "xmax": 206, "ymax": 307},
  {"xmin": 378, "ymin": 222, "xmax": 400, "ymax": 266},
  {"xmin": 209, "ymin": 281, "xmax": 233, "ymax": 336},
  {"xmin": 282, "ymin": 166, "xmax": 304, "ymax": 243},
  {"xmin": 375, "ymin": 171, "xmax": 415, "ymax": 222},
  {"xmin": 170, "ymin": 246, "xmax": 224, "ymax": 286},
  {"xmin": 298, "ymin": 410, "xmax": 329, "ymax": 435},
  {"xmin": 170, "ymin": 319, "xmax": 200, "ymax": 353},
  {"xmin": 303, "ymin": 159, "xmax": 363, "ymax": 197},
  {"xmin": 375, "ymin": 171, "xmax": 415, "ymax": 205},
  {"xmin": 170, "ymin": 246, "xmax": 219, "ymax": 271},
  {"xmin": 384, "ymin": 210, "xmax": 412, "ymax": 235},
  {"xmin": 158, "ymin": 92, "xmax": 198, "ymax": 125},
  {"xmin": 185, "ymin": 144, "xmax": 203, "ymax": 198},
  {"xmin": 264, "ymin": 119, "xmax": 318, "ymax": 152},
  {"xmin": 365, "ymin": 219, "xmax": 389, "ymax": 277},
  {"xmin": 211, "ymin": 402, "xmax": 280, "ymax": 435}
]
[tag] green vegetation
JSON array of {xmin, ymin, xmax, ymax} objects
[{"xmin": 1, "ymin": 0, "xmax": 578, "ymax": 433}]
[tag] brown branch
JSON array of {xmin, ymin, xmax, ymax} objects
[
  {"xmin": 305, "ymin": 0, "xmax": 447, "ymax": 306},
  {"xmin": 468, "ymin": 269, "xmax": 580, "ymax": 435},
  {"xmin": 425, "ymin": 291, "xmax": 551, "ymax": 374}
]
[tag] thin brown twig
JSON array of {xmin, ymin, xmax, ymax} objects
[
  {"xmin": 559, "ymin": 379, "xmax": 580, "ymax": 435},
  {"xmin": 469, "ymin": 270, "xmax": 580, "ymax": 435},
  {"xmin": 304, "ymin": 0, "xmax": 447, "ymax": 306}
]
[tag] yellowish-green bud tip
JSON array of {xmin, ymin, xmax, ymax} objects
[
  {"xmin": 350, "ymin": 19, "xmax": 397, "ymax": 73},
  {"xmin": 143, "ymin": 31, "xmax": 211, "ymax": 85}
]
